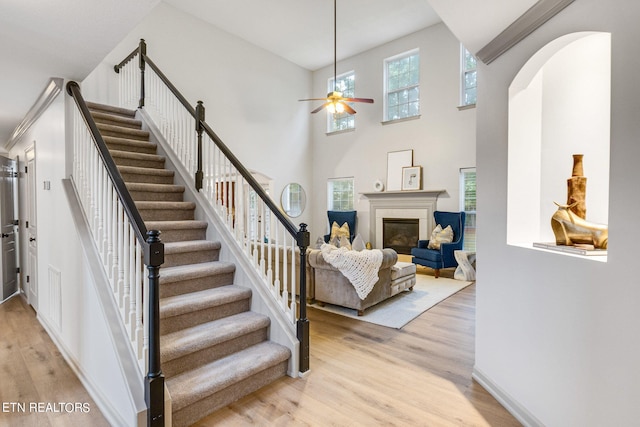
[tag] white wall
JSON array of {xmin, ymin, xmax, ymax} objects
[
  {"xmin": 81, "ymin": 2, "xmax": 314, "ymax": 230},
  {"xmin": 8, "ymin": 93, "xmax": 138, "ymax": 425},
  {"xmin": 309, "ymin": 23, "xmax": 476, "ymax": 242},
  {"xmin": 475, "ymin": 2, "xmax": 640, "ymax": 425}
]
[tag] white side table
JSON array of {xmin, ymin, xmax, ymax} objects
[{"xmin": 454, "ymin": 250, "xmax": 476, "ymax": 281}]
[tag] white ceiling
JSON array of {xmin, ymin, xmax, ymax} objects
[
  {"xmin": 427, "ymin": 0, "xmax": 539, "ymax": 54},
  {"xmin": 0, "ymin": 0, "xmax": 538, "ymax": 148},
  {"xmin": 0, "ymin": 0, "xmax": 161, "ymax": 146},
  {"xmin": 162, "ymin": 0, "xmax": 442, "ymax": 71}
]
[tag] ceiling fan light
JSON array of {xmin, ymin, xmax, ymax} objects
[
  {"xmin": 327, "ymin": 103, "xmax": 336, "ymax": 114},
  {"xmin": 335, "ymin": 102, "xmax": 345, "ymax": 113}
]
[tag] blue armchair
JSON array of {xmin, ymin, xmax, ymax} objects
[
  {"xmin": 323, "ymin": 210, "xmax": 357, "ymax": 243},
  {"xmin": 411, "ymin": 211, "xmax": 466, "ymax": 278}
]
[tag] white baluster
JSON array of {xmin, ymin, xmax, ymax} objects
[
  {"xmin": 135, "ymin": 242, "xmax": 144, "ymax": 359},
  {"xmin": 106, "ymin": 182, "xmax": 114, "ymax": 276},
  {"xmin": 126, "ymin": 225, "xmax": 136, "ymax": 335},
  {"xmin": 121, "ymin": 213, "xmax": 130, "ymax": 312},
  {"xmin": 111, "ymin": 190, "xmax": 119, "ymax": 290},
  {"xmin": 274, "ymin": 221, "xmax": 281, "ymax": 299},
  {"xmin": 130, "ymin": 238, "xmax": 141, "ymax": 343}
]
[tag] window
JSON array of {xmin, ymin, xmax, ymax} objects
[
  {"xmin": 460, "ymin": 168, "xmax": 476, "ymax": 251},
  {"xmin": 384, "ymin": 49, "xmax": 420, "ymax": 121},
  {"xmin": 461, "ymin": 45, "xmax": 477, "ymax": 106},
  {"xmin": 327, "ymin": 177, "xmax": 354, "ymax": 211},
  {"xmin": 328, "ymin": 71, "xmax": 355, "ymax": 133}
]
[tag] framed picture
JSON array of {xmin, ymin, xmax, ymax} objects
[
  {"xmin": 402, "ymin": 166, "xmax": 422, "ymax": 190},
  {"xmin": 386, "ymin": 149, "xmax": 413, "ymax": 191}
]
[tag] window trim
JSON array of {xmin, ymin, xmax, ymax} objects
[
  {"xmin": 460, "ymin": 45, "xmax": 477, "ymax": 108},
  {"xmin": 383, "ymin": 48, "xmax": 420, "ymax": 123},
  {"xmin": 459, "ymin": 167, "xmax": 476, "ymax": 252},
  {"xmin": 327, "ymin": 177, "xmax": 355, "ymax": 212}
]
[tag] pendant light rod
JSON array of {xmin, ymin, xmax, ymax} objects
[{"xmin": 333, "ymin": 0, "xmax": 337, "ymax": 91}]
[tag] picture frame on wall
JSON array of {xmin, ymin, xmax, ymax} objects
[{"xmin": 402, "ymin": 166, "xmax": 422, "ymax": 190}]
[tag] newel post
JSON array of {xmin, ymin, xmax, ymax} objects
[
  {"xmin": 195, "ymin": 101, "xmax": 205, "ymax": 191},
  {"xmin": 296, "ymin": 223, "xmax": 310, "ymax": 373},
  {"xmin": 145, "ymin": 230, "xmax": 165, "ymax": 426},
  {"xmin": 139, "ymin": 39, "xmax": 147, "ymax": 109}
]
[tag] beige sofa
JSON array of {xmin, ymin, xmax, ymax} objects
[{"xmin": 308, "ymin": 248, "xmax": 413, "ymax": 316}]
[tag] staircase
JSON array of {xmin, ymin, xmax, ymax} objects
[{"xmin": 86, "ymin": 102, "xmax": 291, "ymax": 427}]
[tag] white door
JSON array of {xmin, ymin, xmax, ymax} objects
[
  {"xmin": 25, "ymin": 146, "xmax": 37, "ymax": 310},
  {"xmin": 0, "ymin": 156, "xmax": 18, "ymax": 301}
]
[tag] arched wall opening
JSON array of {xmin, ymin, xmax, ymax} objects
[{"xmin": 507, "ymin": 32, "xmax": 611, "ymax": 258}]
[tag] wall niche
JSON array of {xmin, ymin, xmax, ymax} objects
[{"xmin": 506, "ymin": 32, "xmax": 611, "ymax": 260}]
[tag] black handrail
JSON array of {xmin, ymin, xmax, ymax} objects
[
  {"xmin": 114, "ymin": 46, "xmax": 140, "ymax": 73},
  {"xmin": 132, "ymin": 44, "xmax": 300, "ymax": 238},
  {"xmin": 67, "ymin": 82, "xmax": 149, "ymax": 242},
  {"xmin": 67, "ymin": 81, "xmax": 166, "ymax": 426},
  {"xmin": 115, "ymin": 40, "xmax": 310, "ymax": 373}
]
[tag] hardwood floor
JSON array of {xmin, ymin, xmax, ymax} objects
[
  {"xmin": 1, "ymin": 267, "xmax": 521, "ymax": 427},
  {"xmin": 0, "ymin": 295, "xmax": 109, "ymax": 427},
  {"xmin": 196, "ymin": 269, "xmax": 521, "ymax": 427}
]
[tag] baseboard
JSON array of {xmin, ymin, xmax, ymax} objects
[
  {"xmin": 472, "ymin": 366, "xmax": 544, "ymax": 427},
  {"xmin": 37, "ymin": 314, "xmax": 130, "ymax": 427}
]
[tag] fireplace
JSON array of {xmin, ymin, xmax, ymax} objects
[
  {"xmin": 383, "ymin": 218, "xmax": 419, "ymax": 254},
  {"xmin": 361, "ymin": 189, "xmax": 443, "ymax": 250}
]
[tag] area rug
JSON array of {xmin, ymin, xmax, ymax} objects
[{"xmin": 309, "ymin": 274, "xmax": 472, "ymax": 329}]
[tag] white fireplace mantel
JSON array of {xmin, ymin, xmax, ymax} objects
[{"xmin": 361, "ymin": 190, "xmax": 445, "ymax": 248}]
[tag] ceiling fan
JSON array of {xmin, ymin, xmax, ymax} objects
[{"xmin": 299, "ymin": 0, "xmax": 374, "ymax": 115}]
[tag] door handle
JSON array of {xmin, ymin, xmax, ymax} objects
[
  {"xmin": 1, "ymin": 233, "xmax": 8, "ymax": 238},
  {"xmin": 29, "ymin": 237, "xmax": 36, "ymax": 242}
]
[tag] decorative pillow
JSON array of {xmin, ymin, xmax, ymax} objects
[
  {"xmin": 351, "ymin": 234, "xmax": 366, "ymax": 251},
  {"xmin": 315, "ymin": 236, "xmax": 325, "ymax": 249},
  {"xmin": 330, "ymin": 221, "xmax": 350, "ymax": 241},
  {"xmin": 339, "ymin": 235, "xmax": 352, "ymax": 250},
  {"xmin": 329, "ymin": 235, "xmax": 341, "ymax": 247},
  {"xmin": 427, "ymin": 224, "xmax": 454, "ymax": 249}
]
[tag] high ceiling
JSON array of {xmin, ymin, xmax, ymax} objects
[
  {"xmin": 162, "ymin": 0, "xmax": 442, "ymax": 71},
  {"xmin": 0, "ymin": 0, "xmax": 538, "ymax": 148}
]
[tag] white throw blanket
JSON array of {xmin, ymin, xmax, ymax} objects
[{"xmin": 320, "ymin": 244, "xmax": 384, "ymax": 300}]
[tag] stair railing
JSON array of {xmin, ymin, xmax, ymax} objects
[
  {"xmin": 67, "ymin": 81, "xmax": 165, "ymax": 426},
  {"xmin": 115, "ymin": 40, "xmax": 310, "ymax": 373}
]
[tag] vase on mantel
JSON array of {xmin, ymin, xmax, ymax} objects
[{"xmin": 566, "ymin": 154, "xmax": 587, "ymax": 219}]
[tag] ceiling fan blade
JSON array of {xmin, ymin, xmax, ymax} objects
[
  {"xmin": 342, "ymin": 97, "xmax": 374, "ymax": 103},
  {"xmin": 311, "ymin": 102, "xmax": 331, "ymax": 114},
  {"xmin": 299, "ymin": 98, "xmax": 330, "ymax": 102},
  {"xmin": 341, "ymin": 102, "xmax": 357, "ymax": 114}
]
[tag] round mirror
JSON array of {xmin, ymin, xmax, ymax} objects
[{"xmin": 281, "ymin": 183, "xmax": 306, "ymax": 218}]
